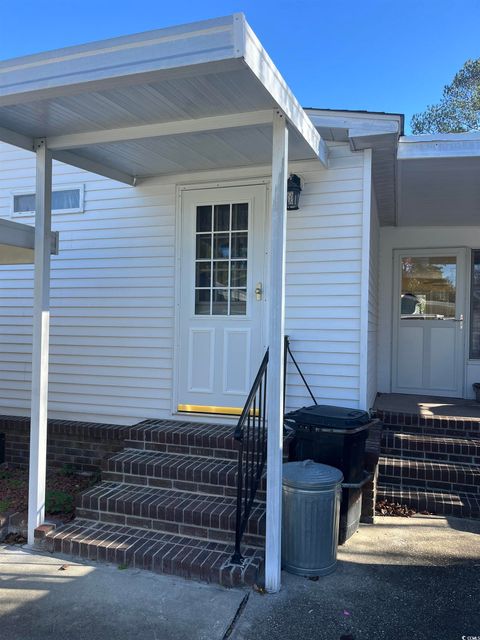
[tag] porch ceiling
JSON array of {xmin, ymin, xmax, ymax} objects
[
  {"xmin": 0, "ymin": 14, "xmax": 327, "ymax": 183},
  {"xmin": 397, "ymin": 133, "xmax": 480, "ymax": 226}
]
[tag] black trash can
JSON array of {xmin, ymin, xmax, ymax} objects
[{"xmin": 285, "ymin": 405, "xmax": 372, "ymax": 544}]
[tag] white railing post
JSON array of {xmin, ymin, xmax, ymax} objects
[
  {"xmin": 265, "ymin": 110, "xmax": 288, "ymax": 593},
  {"xmin": 27, "ymin": 139, "xmax": 52, "ymax": 546}
]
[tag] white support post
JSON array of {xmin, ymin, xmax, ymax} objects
[
  {"xmin": 27, "ymin": 139, "xmax": 52, "ymax": 546},
  {"xmin": 265, "ymin": 110, "xmax": 288, "ymax": 593}
]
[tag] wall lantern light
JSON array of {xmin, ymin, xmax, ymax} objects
[{"xmin": 287, "ymin": 174, "xmax": 302, "ymax": 210}]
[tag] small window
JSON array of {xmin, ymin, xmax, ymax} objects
[{"xmin": 12, "ymin": 185, "xmax": 84, "ymax": 215}]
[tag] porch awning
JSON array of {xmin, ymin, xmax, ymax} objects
[
  {"xmin": 0, "ymin": 14, "xmax": 327, "ymax": 182},
  {"xmin": 0, "ymin": 217, "xmax": 58, "ymax": 264}
]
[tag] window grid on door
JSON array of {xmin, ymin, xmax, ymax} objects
[{"xmin": 195, "ymin": 202, "xmax": 248, "ymax": 316}]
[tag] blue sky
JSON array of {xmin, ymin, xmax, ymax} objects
[{"xmin": 1, "ymin": 0, "xmax": 479, "ymax": 132}]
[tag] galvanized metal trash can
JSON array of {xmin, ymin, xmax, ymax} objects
[{"xmin": 282, "ymin": 460, "xmax": 343, "ymax": 577}]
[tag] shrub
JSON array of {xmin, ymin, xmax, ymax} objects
[{"xmin": 46, "ymin": 490, "xmax": 74, "ymax": 515}]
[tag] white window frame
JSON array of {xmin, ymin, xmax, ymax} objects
[{"xmin": 11, "ymin": 183, "xmax": 85, "ymax": 216}]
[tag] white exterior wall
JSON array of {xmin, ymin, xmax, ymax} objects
[
  {"xmin": 378, "ymin": 226, "xmax": 480, "ymax": 399},
  {"xmin": 284, "ymin": 143, "xmax": 367, "ymax": 412},
  {"xmin": 0, "ymin": 140, "xmax": 368, "ymax": 424}
]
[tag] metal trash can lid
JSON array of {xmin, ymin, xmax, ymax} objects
[{"xmin": 283, "ymin": 460, "xmax": 343, "ymax": 490}]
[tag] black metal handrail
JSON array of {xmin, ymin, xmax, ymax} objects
[{"xmin": 231, "ymin": 347, "xmax": 269, "ymax": 565}]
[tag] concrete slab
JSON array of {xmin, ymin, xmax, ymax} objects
[
  {"xmin": 374, "ymin": 392, "xmax": 480, "ymax": 419},
  {"xmin": 233, "ymin": 516, "xmax": 480, "ymax": 640},
  {"xmin": 0, "ymin": 545, "xmax": 246, "ymax": 640}
]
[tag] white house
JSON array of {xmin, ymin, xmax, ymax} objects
[{"xmin": 0, "ymin": 14, "xmax": 479, "ymax": 590}]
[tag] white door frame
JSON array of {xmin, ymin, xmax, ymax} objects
[
  {"xmin": 391, "ymin": 247, "xmax": 468, "ymax": 397},
  {"xmin": 172, "ymin": 177, "xmax": 271, "ymax": 422}
]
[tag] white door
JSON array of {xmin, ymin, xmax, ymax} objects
[
  {"xmin": 176, "ymin": 184, "xmax": 267, "ymax": 416},
  {"xmin": 393, "ymin": 249, "xmax": 466, "ymax": 397}
]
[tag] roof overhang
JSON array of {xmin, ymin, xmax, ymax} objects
[
  {"xmin": 0, "ymin": 14, "xmax": 327, "ymax": 182},
  {"xmin": 306, "ymin": 109, "xmax": 403, "ymax": 225},
  {"xmin": 397, "ymin": 133, "xmax": 480, "ymax": 226},
  {"xmin": 0, "ymin": 218, "xmax": 58, "ymax": 264}
]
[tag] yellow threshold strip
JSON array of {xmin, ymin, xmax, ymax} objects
[{"xmin": 177, "ymin": 404, "xmax": 260, "ymax": 417}]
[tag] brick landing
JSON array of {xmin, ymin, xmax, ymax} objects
[{"xmin": 42, "ymin": 419, "xmax": 265, "ymax": 587}]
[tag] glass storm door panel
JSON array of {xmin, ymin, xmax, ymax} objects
[
  {"xmin": 393, "ymin": 250, "xmax": 466, "ymax": 397},
  {"xmin": 177, "ymin": 185, "xmax": 267, "ymax": 415}
]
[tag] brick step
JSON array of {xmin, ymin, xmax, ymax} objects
[
  {"xmin": 379, "ymin": 457, "xmax": 480, "ymax": 494},
  {"xmin": 124, "ymin": 419, "xmax": 239, "ymax": 461},
  {"xmin": 102, "ymin": 450, "xmax": 266, "ymax": 500},
  {"xmin": 377, "ymin": 484, "xmax": 480, "ymax": 520},
  {"xmin": 44, "ymin": 519, "xmax": 262, "ymax": 587},
  {"xmin": 381, "ymin": 432, "xmax": 480, "ymax": 465},
  {"xmin": 76, "ymin": 481, "xmax": 265, "ymax": 548},
  {"xmin": 376, "ymin": 411, "xmax": 480, "ymax": 439}
]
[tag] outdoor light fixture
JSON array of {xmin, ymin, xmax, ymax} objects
[{"xmin": 287, "ymin": 174, "xmax": 302, "ymax": 210}]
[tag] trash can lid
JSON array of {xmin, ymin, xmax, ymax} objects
[
  {"xmin": 283, "ymin": 460, "xmax": 343, "ymax": 490},
  {"xmin": 285, "ymin": 404, "xmax": 371, "ymax": 432}
]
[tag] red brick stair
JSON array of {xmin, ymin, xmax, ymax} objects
[
  {"xmin": 376, "ymin": 407, "xmax": 480, "ymax": 520},
  {"xmin": 43, "ymin": 419, "xmax": 266, "ymax": 586},
  {"xmin": 76, "ymin": 482, "xmax": 265, "ymax": 547}
]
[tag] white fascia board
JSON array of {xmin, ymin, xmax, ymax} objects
[
  {"xmin": 52, "ymin": 150, "xmax": 136, "ymax": 185},
  {"xmin": 238, "ymin": 17, "xmax": 328, "ymax": 166},
  {"xmin": 0, "ymin": 15, "xmax": 240, "ymax": 107},
  {"xmin": 47, "ymin": 110, "xmax": 274, "ymax": 150},
  {"xmin": 0, "ymin": 124, "xmax": 34, "ymax": 151},
  {"xmin": 309, "ymin": 113, "xmax": 400, "ymax": 136},
  {"xmin": 398, "ymin": 132, "xmax": 480, "ymax": 159}
]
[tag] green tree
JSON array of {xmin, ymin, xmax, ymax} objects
[{"xmin": 411, "ymin": 58, "xmax": 480, "ymax": 134}]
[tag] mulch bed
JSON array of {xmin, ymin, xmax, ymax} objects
[{"xmin": 0, "ymin": 462, "xmax": 98, "ymax": 523}]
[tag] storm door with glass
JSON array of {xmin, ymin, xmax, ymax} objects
[
  {"xmin": 393, "ymin": 249, "xmax": 466, "ymax": 397},
  {"xmin": 176, "ymin": 185, "xmax": 267, "ymax": 415}
]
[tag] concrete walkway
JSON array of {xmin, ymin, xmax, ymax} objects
[
  {"xmin": 234, "ymin": 516, "xmax": 480, "ymax": 640},
  {"xmin": 0, "ymin": 516, "xmax": 478, "ymax": 639},
  {"xmin": 0, "ymin": 545, "xmax": 246, "ymax": 640}
]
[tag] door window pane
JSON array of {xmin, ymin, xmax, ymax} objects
[
  {"xmin": 196, "ymin": 263, "xmax": 211, "ymax": 288},
  {"xmin": 196, "ymin": 206, "xmax": 212, "ymax": 232},
  {"xmin": 214, "ymin": 204, "xmax": 230, "ymax": 231},
  {"xmin": 214, "ymin": 234, "xmax": 230, "ymax": 259},
  {"xmin": 212, "ymin": 289, "xmax": 228, "ymax": 315},
  {"xmin": 195, "ymin": 289, "xmax": 211, "ymax": 315},
  {"xmin": 196, "ymin": 235, "xmax": 211, "ymax": 259},
  {"xmin": 231, "ymin": 260, "xmax": 247, "ymax": 288},
  {"xmin": 213, "ymin": 261, "xmax": 229, "ymax": 287},
  {"xmin": 194, "ymin": 202, "xmax": 249, "ymax": 316},
  {"xmin": 401, "ymin": 256, "xmax": 456, "ymax": 319},
  {"xmin": 231, "ymin": 233, "xmax": 248, "ymax": 258},
  {"xmin": 232, "ymin": 203, "xmax": 248, "ymax": 230},
  {"xmin": 230, "ymin": 289, "xmax": 247, "ymax": 315}
]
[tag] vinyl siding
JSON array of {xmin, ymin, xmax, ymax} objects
[
  {"xmin": 0, "ymin": 140, "xmax": 367, "ymax": 424},
  {"xmin": 284, "ymin": 142, "xmax": 365, "ymax": 411}
]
